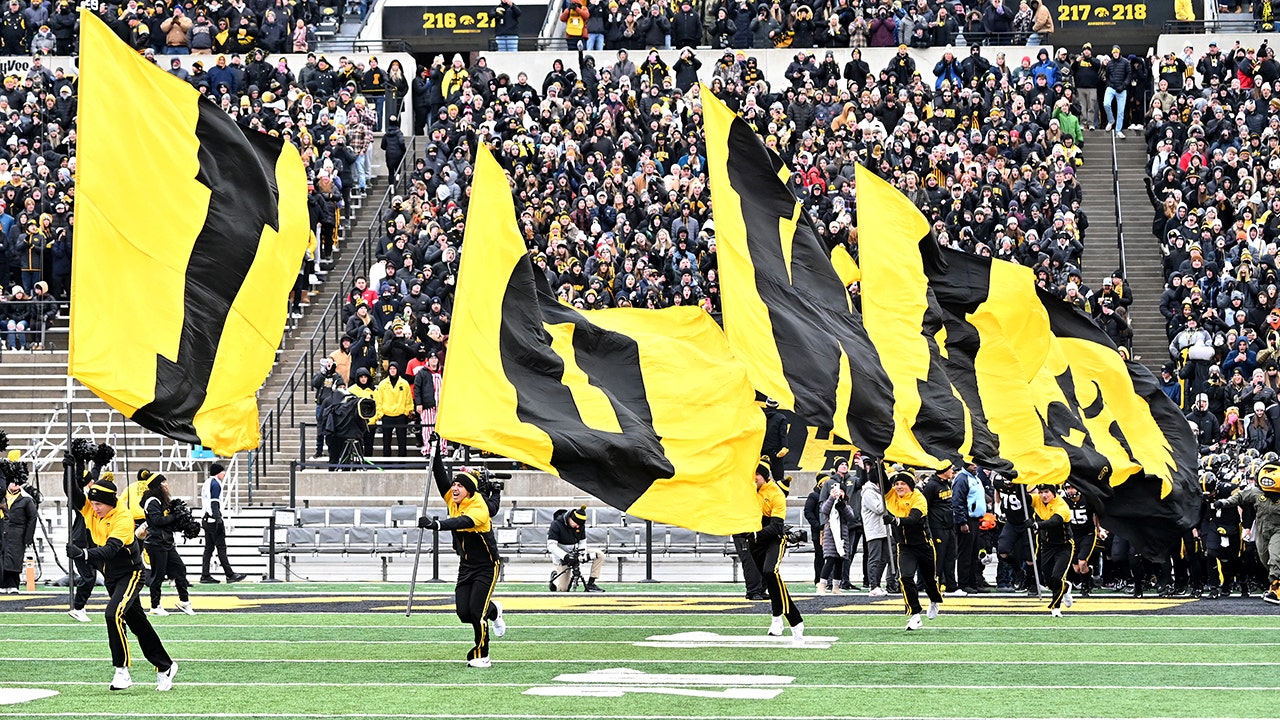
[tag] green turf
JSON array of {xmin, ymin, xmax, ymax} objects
[{"xmin": 0, "ymin": 610, "xmax": 1274, "ymax": 718}]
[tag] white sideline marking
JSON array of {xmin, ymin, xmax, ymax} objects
[
  {"xmin": 549, "ymin": 667, "xmax": 795, "ymax": 686},
  {"xmin": 0, "ymin": 688, "xmax": 57, "ymax": 705},
  {"xmin": 524, "ymin": 668, "xmax": 791, "ymax": 700},
  {"xmin": 635, "ymin": 631, "xmax": 838, "ymax": 649},
  {"xmin": 523, "ymin": 686, "xmax": 782, "ymax": 699}
]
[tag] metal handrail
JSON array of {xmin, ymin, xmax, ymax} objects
[{"xmin": 1109, "ymin": 132, "xmax": 1128, "ymax": 279}]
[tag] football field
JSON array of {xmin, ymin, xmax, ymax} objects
[{"xmin": 0, "ymin": 583, "xmax": 1276, "ymax": 719}]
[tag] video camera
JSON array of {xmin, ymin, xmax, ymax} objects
[
  {"xmin": 783, "ymin": 525, "xmax": 808, "ymax": 546},
  {"xmin": 168, "ymin": 498, "xmax": 202, "ymax": 540},
  {"xmin": 475, "ymin": 468, "xmax": 511, "ymax": 495}
]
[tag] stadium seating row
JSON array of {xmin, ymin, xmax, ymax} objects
[{"xmin": 295, "ymin": 505, "xmax": 807, "ymax": 529}]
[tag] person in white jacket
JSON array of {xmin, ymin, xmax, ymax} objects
[{"xmin": 861, "ymin": 476, "xmax": 898, "ymax": 596}]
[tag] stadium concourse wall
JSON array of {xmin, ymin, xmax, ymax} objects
[
  {"xmin": 293, "ymin": 468, "xmax": 825, "ymax": 508},
  {"xmin": 21, "ymin": 52, "xmax": 419, "ymax": 136},
  {"xmin": 478, "ymin": 44, "xmax": 1050, "ymax": 92}
]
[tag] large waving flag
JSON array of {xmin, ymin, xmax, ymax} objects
[
  {"xmin": 436, "ymin": 145, "xmax": 764, "ymax": 536},
  {"xmin": 855, "ymin": 166, "xmax": 999, "ymax": 470},
  {"xmin": 1036, "ymin": 291, "xmax": 1199, "ymax": 555},
  {"xmin": 704, "ymin": 88, "xmax": 912, "ymax": 464},
  {"xmin": 856, "ymin": 166, "xmax": 1196, "ymax": 556},
  {"xmin": 70, "ymin": 10, "xmax": 309, "ymax": 456}
]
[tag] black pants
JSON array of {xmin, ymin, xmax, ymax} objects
[
  {"xmin": 456, "ymin": 561, "xmax": 500, "ymax": 660},
  {"xmin": 0, "ymin": 569, "xmax": 19, "ymax": 589},
  {"xmin": 750, "ymin": 536, "xmax": 802, "ymax": 627},
  {"xmin": 1038, "ymin": 540, "xmax": 1074, "ymax": 609},
  {"xmin": 956, "ymin": 523, "xmax": 980, "ymax": 590},
  {"xmin": 841, "ymin": 528, "xmax": 863, "ymax": 586},
  {"xmin": 71, "ymin": 555, "xmax": 96, "ymax": 610},
  {"xmin": 146, "ymin": 546, "xmax": 191, "ymax": 609},
  {"xmin": 1070, "ymin": 532, "xmax": 1098, "ymax": 590},
  {"xmin": 933, "ymin": 528, "xmax": 957, "ymax": 592},
  {"xmin": 382, "ymin": 413, "xmax": 410, "ymax": 457},
  {"xmin": 104, "ymin": 570, "xmax": 172, "ymax": 671},
  {"xmin": 201, "ymin": 520, "xmax": 235, "ymax": 578},
  {"xmin": 897, "ymin": 541, "xmax": 942, "ymax": 616},
  {"xmin": 809, "ymin": 526, "xmax": 823, "ymax": 583},
  {"xmin": 734, "ymin": 534, "xmax": 764, "ymax": 597}
]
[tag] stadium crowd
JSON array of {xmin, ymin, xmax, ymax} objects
[{"xmin": 1143, "ymin": 39, "xmax": 1280, "ymax": 450}]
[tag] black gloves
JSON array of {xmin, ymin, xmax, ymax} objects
[
  {"xmin": 882, "ymin": 514, "xmax": 900, "ymax": 526},
  {"xmin": 66, "ymin": 544, "xmax": 85, "ymax": 559},
  {"xmin": 417, "ymin": 516, "xmax": 439, "ymax": 530}
]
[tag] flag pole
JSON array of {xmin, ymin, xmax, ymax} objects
[
  {"xmin": 1020, "ymin": 484, "xmax": 1043, "ymax": 599},
  {"xmin": 876, "ymin": 460, "xmax": 898, "ymax": 579},
  {"xmin": 405, "ymin": 433, "xmax": 441, "ymax": 617},
  {"xmin": 65, "ymin": 376, "xmax": 74, "ymax": 610}
]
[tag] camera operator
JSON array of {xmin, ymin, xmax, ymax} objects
[
  {"xmin": 138, "ymin": 470, "xmax": 196, "ymax": 617},
  {"xmin": 418, "ymin": 457, "xmax": 506, "ymax": 668},
  {"xmin": 310, "ymin": 357, "xmax": 342, "ymax": 459},
  {"xmin": 749, "ymin": 457, "xmax": 804, "ymax": 645},
  {"xmin": 547, "ymin": 505, "xmax": 605, "ymax": 592}
]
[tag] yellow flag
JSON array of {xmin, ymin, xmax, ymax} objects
[
  {"xmin": 437, "ymin": 145, "xmax": 763, "ymax": 535},
  {"xmin": 70, "ymin": 10, "xmax": 309, "ymax": 456}
]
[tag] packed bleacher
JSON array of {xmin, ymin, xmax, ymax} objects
[{"xmin": 1142, "ymin": 39, "xmax": 1280, "ymax": 446}]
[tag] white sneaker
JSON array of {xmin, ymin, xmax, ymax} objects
[
  {"xmin": 927, "ymin": 601, "xmax": 940, "ymax": 620},
  {"xmin": 947, "ymin": 588, "xmax": 969, "ymax": 597},
  {"xmin": 767, "ymin": 615, "xmax": 784, "ymax": 636},
  {"xmin": 790, "ymin": 621, "xmax": 805, "ymax": 646},
  {"xmin": 174, "ymin": 601, "xmax": 196, "ymax": 616},
  {"xmin": 814, "ymin": 581, "xmax": 826, "ymax": 595},
  {"xmin": 491, "ymin": 600, "xmax": 506, "ymax": 638},
  {"xmin": 906, "ymin": 613, "xmax": 923, "ymax": 630},
  {"xmin": 1115, "ymin": 131, "xmax": 1126, "ymax": 139},
  {"xmin": 148, "ymin": 607, "xmax": 170, "ymax": 617},
  {"xmin": 1104, "ymin": 122, "xmax": 1114, "ymax": 131},
  {"xmin": 68, "ymin": 608, "xmax": 91, "ymax": 623},
  {"xmin": 1051, "ymin": 608, "xmax": 1063, "ymax": 618},
  {"xmin": 156, "ymin": 661, "xmax": 177, "ymax": 691},
  {"xmin": 110, "ymin": 667, "xmax": 132, "ymax": 691},
  {"xmin": 467, "ymin": 656, "xmax": 492, "ymax": 668},
  {"xmin": 1128, "ymin": 124, "xmax": 1142, "ymax": 130},
  {"xmin": 1062, "ymin": 583, "xmax": 1074, "ymax": 609},
  {"xmin": 868, "ymin": 587, "xmax": 888, "ymax": 597}
]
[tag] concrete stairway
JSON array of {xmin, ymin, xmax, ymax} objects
[
  {"xmin": 1078, "ymin": 130, "xmax": 1168, "ymax": 372},
  {"xmin": 250, "ymin": 175, "xmax": 395, "ymax": 505}
]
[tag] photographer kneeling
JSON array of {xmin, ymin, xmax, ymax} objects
[{"xmin": 547, "ymin": 505, "xmax": 605, "ymax": 592}]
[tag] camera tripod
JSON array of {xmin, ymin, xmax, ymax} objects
[
  {"xmin": 339, "ymin": 438, "xmax": 370, "ymax": 468},
  {"xmin": 549, "ymin": 550, "xmax": 586, "ymax": 592}
]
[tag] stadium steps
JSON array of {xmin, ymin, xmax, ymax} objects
[
  {"xmin": 252, "ymin": 174, "xmax": 396, "ymax": 504},
  {"xmin": 1078, "ymin": 131, "xmax": 1167, "ymax": 372}
]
